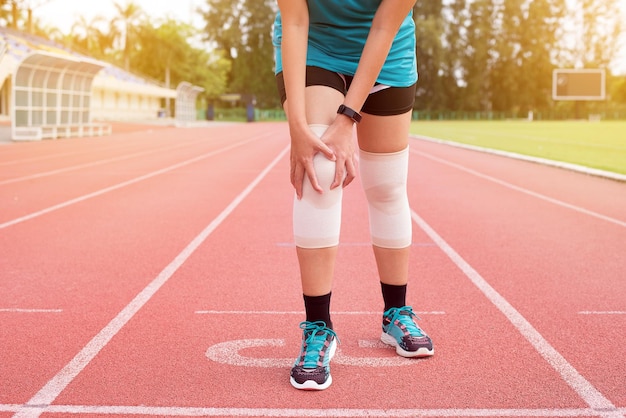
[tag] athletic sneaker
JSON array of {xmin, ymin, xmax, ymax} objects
[
  {"xmin": 381, "ymin": 306, "xmax": 434, "ymax": 358},
  {"xmin": 290, "ymin": 321, "xmax": 338, "ymax": 390}
]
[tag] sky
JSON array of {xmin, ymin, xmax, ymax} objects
[
  {"xmin": 32, "ymin": 0, "xmax": 206, "ymax": 32},
  {"xmin": 30, "ymin": 0, "xmax": 626, "ymax": 75}
]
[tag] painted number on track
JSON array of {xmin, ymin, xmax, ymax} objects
[{"xmin": 206, "ymin": 339, "xmax": 419, "ymax": 368}]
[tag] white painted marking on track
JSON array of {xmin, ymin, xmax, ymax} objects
[
  {"xmin": 275, "ymin": 241, "xmax": 437, "ymax": 247},
  {"xmin": 2, "ymin": 404, "xmax": 626, "ymax": 417},
  {"xmin": 0, "ymin": 129, "xmax": 166, "ymax": 168},
  {"xmin": 0, "ymin": 133, "xmax": 274, "ymax": 230},
  {"xmin": 206, "ymin": 339, "xmax": 289, "ymax": 368},
  {"xmin": 194, "ymin": 310, "xmax": 445, "ymax": 315},
  {"xmin": 411, "ymin": 149, "xmax": 626, "ymax": 228},
  {"xmin": 578, "ymin": 311, "xmax": 626, "ymax": 315},
  {"xmin": 410, "ymin": 210, "xmax": 619, "ymax": 415},
  {"xmin": 0, "ymin": 308, "xmax": 62, "ymax": 313},
  {"xmin": 205, "ymin": 339, "xmax": 417, "ymax": 368},
  {"xmin": 0, "ymin": 138, "xmax": 209, "ymax": 186},
  {"xmin": 12, "ymin": 145, "xmax": 290, "ymax": 418},
  {"xmin": 333, "ymin": 350, "xmax": 420, "ymax": 367},
  {"xmin": 358, "ymin": 339, "xmax": 388, "ymax": 348}
]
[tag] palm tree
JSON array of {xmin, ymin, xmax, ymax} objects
[
  {"xmin": 69, "ymin": 15, "xmax": 111, "ymax": 57},
  {"xmin": 112, "ymin": 1, "xmax": 144, "ymax": 71}
]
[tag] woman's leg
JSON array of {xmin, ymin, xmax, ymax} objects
[
  {"xmin": 288, "ymin": 85, "xmax": 345, "ymax": 300},
  {"xmin": 356, "ymin": 110, "xmax": 412, "ymax": 288},
  {"xmin": 286, "ymin": 85, "xmax": 346, "ymax": 390},
  {"xmin": 356, "ymin": 110, "xmax": 434, "ymax": 358}
]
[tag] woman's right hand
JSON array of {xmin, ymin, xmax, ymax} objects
[{"xmin": 289, "ymin": 125, "xmax": 336, "ymax": 200}]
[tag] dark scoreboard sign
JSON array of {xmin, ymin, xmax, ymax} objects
[{"xmin": 552, "ymin": 69, "xmax": 606, "ymax": 101}]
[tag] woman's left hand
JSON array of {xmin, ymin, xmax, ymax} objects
[{"xmin": 321, "ymin": 115, "xmax": 358, "ymax": 190}]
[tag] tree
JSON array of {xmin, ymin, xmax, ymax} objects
[
  {"xmin": 520, "ymin": 0, "xmax": 566, "ymax": 112},
  {"xmin": 0, "ymin": 0, "xmax": 11, "ymax": 26},
  {"xmin": 461, "ymin": 0, "xmax": 495, "ymax": 111},
  {"xmin": 569, "ymin": 0, "xmax": 623, "ymax": 69},
  {"xmin": 112, "ymin": 1, "xmax": 145, "ymax": 71},
  {"xmin": 611, "ymin": 77, "xmax": 626, "ymax": 104},
  {"xmin": 488, "ymin": 0, "xmax": 525, "ymax": 112},
  {"xmin": 1, "ymin": 0, "xmax": 23, "ymax": 29},
  {"xmin": 68, "ymin": 15, "xmax": 115, "ymax": 59},
  {"xmin": 413, "ymin": 1, "xmax": 446, "ymax": 110},
  {"xmin": 200, "ymin": 0, "xmax": 278, "ymax": 107},
  {"xmin": 4, "ymin": 0, "xmax": 625, "ymax": 114},
  {"xmin": 132, "ymin": 18, "xmax": 230, "ymax": 99}
]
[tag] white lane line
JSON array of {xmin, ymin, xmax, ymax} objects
[
  {"xmin": 411, "ymin": 149, "xmax": 626, "ymax": 228},
  {"xmin": 0, "ymin": 151, "xmax": 89, "ymax": 167},
  {"xmin": 410, "ymin": 210, "xmax": 620, "ymax": 416},
  {"xmin": 3, "ymin": 404, "xmax": 626, "ymax": 417},
  {"xmin": 579, "ymin": 311, "xmax": 626, "ymax": 315},
  {"xmin": 12, "ymin": 146, "xmax": 290, "ymax": 418},
  {"xmin": 0, "ymin": 133, "xmax": 272, "ymax": 230},
  {"xmin": 0, "ymin": 138, "xmax": 210, "ymax": 186},
  {"xmin": 0, "ymin": 309, "xmax": 62, "ymax": 313},
  {"xmin": 0, "ymin": 130, "xmax": 164, "ymax": 168},
  {"xmin": 275, "ymin": 241, "xmax": 437, "ymax": 247},
  {"xmin": 194, "ymin": 310, "xmax": 445, "ymax": 315}
]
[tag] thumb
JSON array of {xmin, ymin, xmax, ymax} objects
[{"xmin": 317, "ymin": 142, "xmax": 336, "ymax": 161}]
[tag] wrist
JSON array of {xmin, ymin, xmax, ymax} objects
[
  {"xmin": 337, "ymin": 104, "xmax": 362, "ymax": 124},
  {"xmin": 288, "ymin": 118, "xmax": 310, "ymax": 134}
]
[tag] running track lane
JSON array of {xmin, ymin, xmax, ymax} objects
[
  {"xmin": 0, "ymin": 122, "xmax": 624, "ymax": 417},
  {"xmin": 0, "ymin": 123, "xmax": 289, "ymax": 411}
]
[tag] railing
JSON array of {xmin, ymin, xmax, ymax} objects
[{"xmin": 12, "ymin": 122, "xmax": 111, "ymax": 141}]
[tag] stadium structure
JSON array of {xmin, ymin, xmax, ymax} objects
[{"xmin": 0, "ymin": 26, "xmax": 204, "ymax": 141}]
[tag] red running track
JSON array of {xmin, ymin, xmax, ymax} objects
[{"xmin": 0, "ymin": 122, "xmax": 624, "ymax": 418}]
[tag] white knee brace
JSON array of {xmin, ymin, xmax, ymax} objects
[
  {"xmin": 359, "ymin": 147, "xmax": 412, "ymax": 249},
  {"xmin": 293, "ymin": 125, "xmax": 343, "ymax": 248}
]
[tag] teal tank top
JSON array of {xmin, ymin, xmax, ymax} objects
[{"xmin": 273, "ymin": 0, "xmax": 417, "ymax": 87}]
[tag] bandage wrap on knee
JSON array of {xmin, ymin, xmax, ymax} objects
[
  {"xmin": 359, "ymin": 147, "xmax": 412, "ymax": 248},
  {"xmin": 293, "ymin": 125, "xmax": 343, "ymax": 248}
]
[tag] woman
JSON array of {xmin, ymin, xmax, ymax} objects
[{"xmin": 274, "ymin": 0, "xmax": 434, "ymax": 391}]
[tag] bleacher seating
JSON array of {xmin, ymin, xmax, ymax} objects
[
  {"xmin": 0, "ymin": 27, "xmax": 178, "ymax": 140},
  {"xmin": 175, "ymin": 82, "xmax": 204, "ymax": 126}
]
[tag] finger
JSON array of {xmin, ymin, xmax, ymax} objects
[
  {"xmin": 316, "ymin": 142, "xmax": 336, "ymax": 161},
  {"xmin": 305, "ymin": 162, "xmax": 324, "ymax": 194},
  {"xmin": 343, "ymin": 156, "xmax": 357, "ymax": 188},
  {"xmin": 290, "ymin": 160, "xmax": 297, "ymax": 187},
  {"xmin": 292, "ymin": 166, "xmax": 305, "ymax": 200},
  {"xmin": 330, "ymin": 157, "xmax": 345, "ymax": 190}
]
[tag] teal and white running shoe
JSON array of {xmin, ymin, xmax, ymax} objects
[
  {"xmin": 381, "ymin": 306, "xmax": 434, "ymax": 358},
  {"xmin": 290, "ymin": 321, "xmax": 338, "ymax": 390}
]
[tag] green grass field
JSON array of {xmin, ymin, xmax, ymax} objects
[{"xmin": 410, "ymin": 120, "xmax": 626, "ymax": 175}]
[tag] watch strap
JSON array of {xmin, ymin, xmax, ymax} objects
[{"xmin": 337, "ymin": 104, "xmax": 362, "ymax": 123}]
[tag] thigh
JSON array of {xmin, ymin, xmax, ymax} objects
[
  {"xmin": 356, "ymin": 110, "xmax": 412, "ymax": 153},
  {"xmin": 281, "ymin": 85, "xmax": 344, "ymax": 128},
  {"xmin": 357, "ymin": 83, "xmax": 415, "ymax": 153},
  {"xmin": 302, "ymin": 86, "xmax": 345, "ymax": 126},
  {"xmin": 277, "ymin": 67, "xmax": 346, "ymax": 127}
]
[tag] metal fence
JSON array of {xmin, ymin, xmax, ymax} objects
[{"xmin": 196, "ymin": 107, "xmax": 626, "ymax": 122}]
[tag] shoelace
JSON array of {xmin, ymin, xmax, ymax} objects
[
  {"xmin": 299, "ymin": 321, "xmax": 338, "ymax": 368},
  {"xmin": 387, "ymin": 306, "xmax": 425, "ymax": 337}
]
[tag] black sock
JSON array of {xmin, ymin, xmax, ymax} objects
[
  {"xmin": 303, "ymin": 292, "xmax": 332, "ymax": 329},
  {"xmin": 381, "ymin": 283, "xmax": 407, "ymax": 312}
]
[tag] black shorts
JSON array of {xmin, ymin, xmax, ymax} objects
[{"xmin": 276, "ymin": 66, "xmax": 416, "ymax": 116}]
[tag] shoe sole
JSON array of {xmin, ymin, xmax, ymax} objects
[
  {"xmin": 381, "ymin": 331, "xmax": 435, "ymax": 358},
  {"xmin": 290, "ymin": 338, "xmax": 337, "ymax": 390},
  {"xmin": 290, "ymin": 374, "xmax": 333, "ymax": 390}
]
